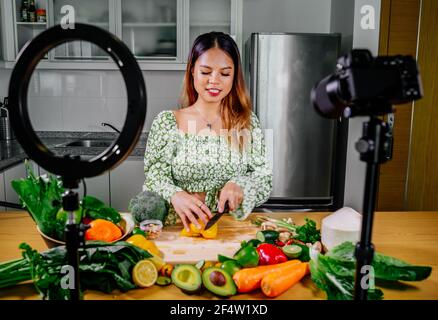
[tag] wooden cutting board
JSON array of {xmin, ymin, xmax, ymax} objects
[{"xmin": 154, "ymin": 214, "xmax": 260, "ymax": 264}]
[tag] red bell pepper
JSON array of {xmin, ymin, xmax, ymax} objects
[{"xmin": 256, "ymin": 243, "xmax": 288, "ymax": 265}]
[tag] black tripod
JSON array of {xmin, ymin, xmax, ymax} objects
[
  {"xmin": 353, "ymin": 111, "xmax": 393, "ymax": 300},
  {"xmin": 62, "ymin": 178, "xmax": 90, "ymax": 301}
]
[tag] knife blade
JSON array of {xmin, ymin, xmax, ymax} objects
[{"xmin": 204, "ymin": 202, "xmax": 229, "ymax": 230}]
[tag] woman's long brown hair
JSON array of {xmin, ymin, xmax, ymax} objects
[{"xmin": 180, "ymin": 32, "xmax": 252, "ymax": 152}]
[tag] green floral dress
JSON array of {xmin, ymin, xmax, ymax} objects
[{"xmin": 143, "ymin": 110, "xmax": 272, "ymax": 226}]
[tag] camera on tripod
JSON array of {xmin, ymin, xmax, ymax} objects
[
  {"xmin": 311, "ymin": 49, "xmax": 423, "ymax": 119},
  {"xmin": 310, "ymin": 49, "xmax": 423, "ymax": 300}
]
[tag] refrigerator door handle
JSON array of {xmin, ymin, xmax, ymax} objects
[{"xmin": 250, "ymin": 33, "xmax": 259, "ymax": 114}]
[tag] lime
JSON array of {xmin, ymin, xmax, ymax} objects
[
  {"xmin": 282, "ymin": 244, "xmax": 303, "ymax": 259},
  {"xmin": 156, "ymin": 276, "xmax": 172, "ymax": 286},
  {"xmin": 132, "ymin": 259, "xmax": 158, "ymax": 287}
]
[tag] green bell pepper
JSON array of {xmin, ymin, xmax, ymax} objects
[{"xmin": 233, "ymin": 242, "xmax": 259, "ymax": 267}]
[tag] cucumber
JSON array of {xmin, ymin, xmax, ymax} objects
[
  {"xmin": 282, "ymin": 245, "xmax": 302, "ymax": 259},
  {"xmin": 156, "ymin": 276, "xmax": 172, "ymax": 286},
  {"xmin": 256, "ymin": 230, "xmax": 280, "ymax": 243}
]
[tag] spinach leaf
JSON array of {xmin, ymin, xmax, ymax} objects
[
  {"xmin": 82, "ymin": 196, "xmax": 121, "ymax": 224},
  {"xmin": 7, "ymin": 241, "xmax": 153, "ymax": 300},
  {"xmin": 11, "ymin": 162, "xmax": 64, "ymax": 238},
  {"xmin": 310, "ymin": 253, "xmax": 384, "ymax": 300},
  {"xmin": 310, "ymin": 241, "xmax": 432, "ymax": 300},
  {"xmin": 326, "ymin": 242, "xmax": 432, "ymax": 281}
]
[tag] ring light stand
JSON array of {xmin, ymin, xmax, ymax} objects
[{"xmin": 8, "ymin": 23, "xmax": 147, "ymax": 300}]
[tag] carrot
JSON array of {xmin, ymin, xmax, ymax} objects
[
  {"xmin": 232, "ymin": 260, "xmax": 301, "ymax": 293},
  {"xmin": 260, "ymin": 262, "xmax": 310, "ymax": 298}
]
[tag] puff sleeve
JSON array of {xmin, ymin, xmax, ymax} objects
[{"xmin": 143, "ymin": 111, "xmax": 183, "ymax": 202}]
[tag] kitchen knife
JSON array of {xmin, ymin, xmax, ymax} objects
[{"xmin": 204, "ymin": 202, "xmax": 229, "ymax": 230}]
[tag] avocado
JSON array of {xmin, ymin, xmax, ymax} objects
[
  {"xmin": 171, "ymin": 264, "xmax": 202, "ymax": 294},
  {"xmin": 202, "ymin": 267, "xmax": 237, "ymax": 297}
]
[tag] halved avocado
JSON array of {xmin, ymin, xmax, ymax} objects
[
  {"xmin": 171, "ymin": 264, "xmax": 202, "ymax": 294},
  {"xmin": 202, "ymin": 267, "xmax": 237, "ymax": 297}
]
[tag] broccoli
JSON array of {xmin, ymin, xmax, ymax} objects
[{"xmin": 129, "ymin": 190, "xmax": 169, "ymax": 224}]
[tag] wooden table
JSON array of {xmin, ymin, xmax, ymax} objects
[{"xmin": 0, "ymin": 211, "xmax": 437, "ymax": 300}]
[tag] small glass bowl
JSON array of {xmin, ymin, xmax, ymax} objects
[{"xmin": 139, "ymin": 219, "xmax": 163, "ymax": 240}]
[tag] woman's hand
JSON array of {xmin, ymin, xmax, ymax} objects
[
  {"xmin": 218, "ymin": 182, "xmax": 244, "ymax": 213},
  {"xmin": 170, "ymin": 191, "xmax": 213, "ymax": 231}
]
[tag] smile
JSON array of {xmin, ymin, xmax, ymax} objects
[{"xmin": 206, "ymin": 88, "xmax": 221, "ymax": 96}]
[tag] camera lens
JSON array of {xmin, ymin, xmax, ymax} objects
[{"xmin": 311, "ymin": 74, "xmax": 346, "ymax": 119}]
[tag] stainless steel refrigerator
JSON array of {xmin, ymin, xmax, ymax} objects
[{"xmin": 247, "ymin": 33, "xmax": 348, "ymax": 210}]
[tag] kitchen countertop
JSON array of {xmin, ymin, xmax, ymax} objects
[
  {"xmin": 0, "ymin": 211, "xmax": 437, "ymax": 300},
  {"xmin": 0, "ymin": 131, "xmax": 148, "ymax": 172}
]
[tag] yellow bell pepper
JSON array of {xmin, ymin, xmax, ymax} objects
[
  {"xmin": 126, "ymin": 234, "xmax": 162, "ymax": 257},
  {"xmin": 180, "ymin": 219, "xmax": 218, "ymax": 239},
  {"xmin": 200, "ymin": 222, "xmax": 217, "ymax": 238}
]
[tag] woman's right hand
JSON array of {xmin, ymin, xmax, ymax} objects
[{"xmin": 170, "ymin": 191, "xmax": 213, "ymax": 231}]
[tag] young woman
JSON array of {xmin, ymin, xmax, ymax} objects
[{"xmin": 143, "ymin": 32, "xmax": 272, "ymax": 231}]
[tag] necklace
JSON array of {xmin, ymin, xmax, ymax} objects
[{"xmin": 195, "ymin": 106, "xmax": 221, "ymax": 131}]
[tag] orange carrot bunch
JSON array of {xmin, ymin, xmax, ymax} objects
[{"xmin": 232, "ymin": 260, "xmax": 310, "ymax": 297}]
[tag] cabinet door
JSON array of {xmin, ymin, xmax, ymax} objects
[
  {"xmin": 3, "ymin": 161, "xmax": 27, "ymax": 211},
  {"xmin": 13, "ymin": 0, "xmax": 49, "ymax": 58},
  {"xmin": 39, "ymin": 166, "xmax": 111, "ymax": 205},
  {"xmin": 189, "ymin": 0, "xmax": 231, "ymax": 49},
  {"xmin": 120, "ymin": 0, "xmax": 178, "ymax": 60},
  {"xmin": 110, "ymin": 159, "xmax": 144, "ymax": 212},
  {"xmin": 51, "ymin": 0, "xmax": 112, "ymax": 60},
  {"xmin": 0, "ymin": 172, "xmax": 5, "ymax": 211}
]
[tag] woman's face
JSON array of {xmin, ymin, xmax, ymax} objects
[{"xmin": 192, "ymin": 47, "xmax": 235, "ymax": 104}]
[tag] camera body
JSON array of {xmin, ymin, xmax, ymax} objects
[{"xmin": 312, "ymin": 49, "xmax": 423, "ymax": 118}]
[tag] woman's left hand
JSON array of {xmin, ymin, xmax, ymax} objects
[{"xmin": 218, "ymin": 182, "xmax": 244, "ymax": 213}]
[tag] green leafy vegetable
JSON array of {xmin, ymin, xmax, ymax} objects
[
  {"xmin": 252, "ymin": 215, "xmax": 321, "ymax": 244},
  {"xmin": 310, "ymin": 241, "xmax": 432, "ymax": 300},
  {"xmin": 11, "ymin": 162, "xmax": 121, "ymax": 240},
  {"xmin": 295, "ymin": 218, "xmax": 320, "ymax": 243},
  {"xmin": 11, "ymin": 161, "xmax": 64, "ymax": 238},
  {"xmin": 82, "ymin": 195, "xmax": 121, "ymax": 224},
  {"xmin": 0, "ymin": 241, "xmax": 152, "ymax": 300}
]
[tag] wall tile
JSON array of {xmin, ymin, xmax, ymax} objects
[
  {"xmin": 61, "ymin": 71, "xmax": 105, "ymax": 98},
  {"xmin": 104, "ymin": 98, "xmax": 128, "ymax": 131},
  {"xmin": 27, "ymin": 97, "xmax": 63, "ymax": 131},
  {"xmin": 62, "ymin": 97, "xmax": 106, "ymax": 131},
  {"xmin": 104, "ymin": 71, "xmax": 127, "ymax": 98},
  {"xmin": 143, "ymin": 71, "xmax": 184, "ymax": 99},
  {"xmin": 38, "ymin": 71, "xmax": 63, "ymax": 97}
]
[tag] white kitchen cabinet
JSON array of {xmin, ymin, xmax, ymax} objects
[
  {"xmin": 39, "ymin": 165, "xmax": 111, "ymax": 205},
  {"xmin": 50, "ymin": 0, "xmax": 114, "ymax": 61},
  {"xmin": 3, "ymin": 161, "xmax": 26, "ymax": 211},
  {"xmin": 109, "ymin": 159, "xmax": 144, "ymax": 212},
  {"xmin": 0, "ymin": 0, "xmax": 243, "ymax": 70},
  {"xmin": 187, "ymin": 0, "xmax": 242, "ymax": 57},
  {"xmin": 13, "ymin": 0, "xmax": 49, "ymax": 59},
  {"xmin": 120, "ymin": 0, "xmax": 179, "ymax": 60}
]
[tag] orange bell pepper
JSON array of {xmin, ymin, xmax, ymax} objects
[{"xmin": 85, "ymin": 219, "xmax": 122, "ymax": 242}]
